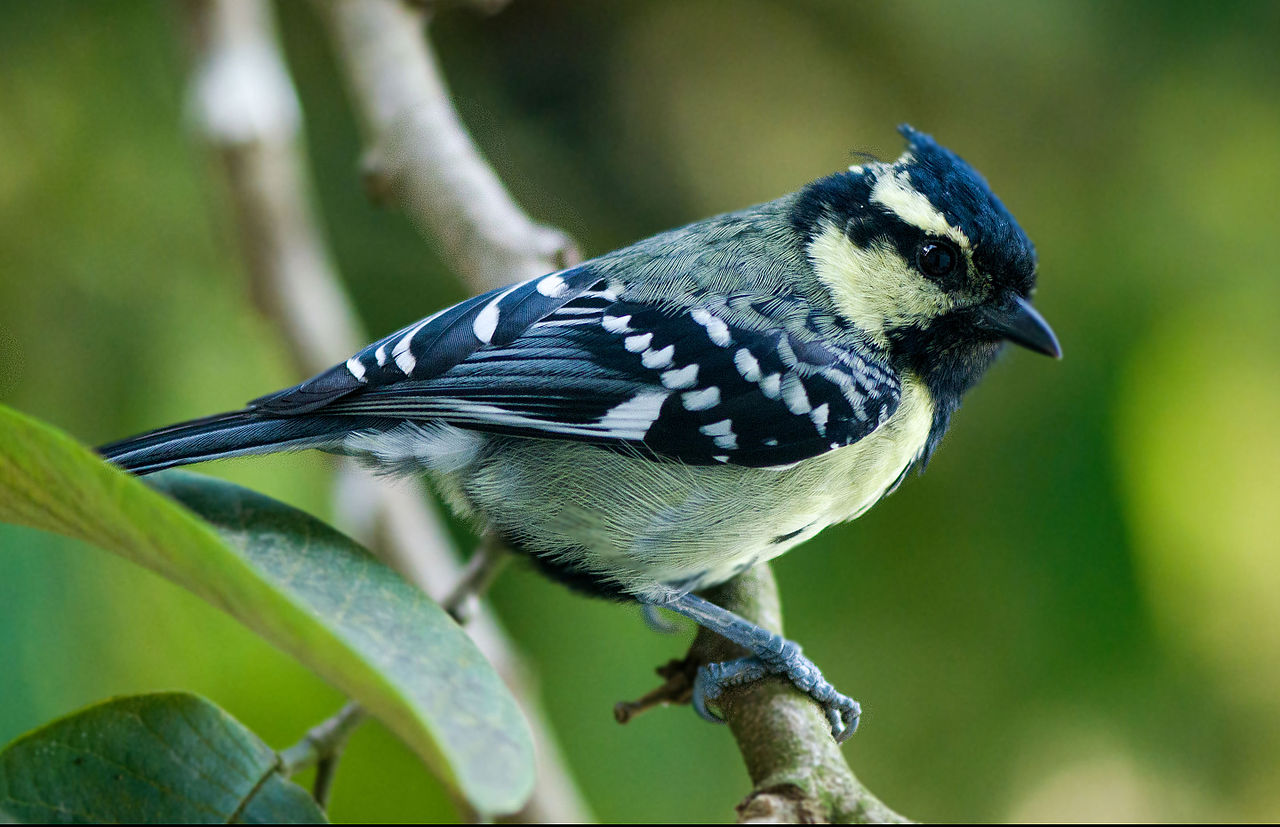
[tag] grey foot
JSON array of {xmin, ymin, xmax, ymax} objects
[
  {"xmin": 646, "ymin": 592, "xmax": 862, "ymax": 742},
  {"xmin": 692, "ymin": 654, "xmax": 861, "ymax": 743}
]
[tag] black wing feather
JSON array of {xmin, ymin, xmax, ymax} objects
[
  {"xmin": 310, "ymin": 286, "xmax": 902, "ymax": 468},
  {"xmin": 250, "ymin": 267, "xmax": 607, "ymax": 414}
]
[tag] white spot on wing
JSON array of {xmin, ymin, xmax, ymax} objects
[
  {"xmin": 733, "ymin": 348, "xmax": 761, "ymax": 382},
  {"xmin": 375, "ymin": 345, "xmax": 387, "ymax": 366},
  {"xmin": 696, "ymin": 419, "xmax": 738, "ymax": 450},
  {"xmin": 759, "ymin": 373, "xmax": 781, "ymax": 399},
  {"xmin": 596, "ymin": 391, "xmax": 668, "ymax": 438},
  {"xmin": 682, "ymin": 386, "xmax": 720, "ymax": 411},
  {"xmin": 473, "ymin": 301, "xmax": 499, "ymax": 343},
  {"xmin": 624, "ymin": 333, "xmax": 653, "ymax": 353},
  {"xmin": 602, "ymin": 314, "xmax": 632, "ymax": 333},
  {"xmin": 781, "ymin": 374, "xmax": 812, "ymax": 415},
  {"xmin": 775, "ymin": 337, "xmax": 797, "ymax": 367},
  {"xmin": 392, "ymin": 314, "xmax": 437, "ymax": 375},
  {"xmin": 345, "ymin": 357, "xmax": 366, "ymax": 381},
  {"xmin": 810, "ymin": 402, "xmax": 830, "ymax": 435},
  {"xmin": 699, "ymin": 419, "xmax": 734, "ymax": 437},
  {"xmin": 661, "ymin": 364, "xmax": 699, "ymax": 389},
  {"xmin": 690, "ymin": 308, "xmax": 732, "ymax": 346},
  {"xmin": 641, "ymin": 344, "xmax": 675, "ymax": 369},
  {"xmin": 474, "ymin": 281, "xmax": 522, "ymax": 343},
  {"xmin": 536, "ymin": 273, "xmax": 569, "ymax": 297}
]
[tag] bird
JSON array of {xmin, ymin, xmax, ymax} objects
[{"xmin": 100, "ymin": 125, "xmax": 1059, "ymax": 742}]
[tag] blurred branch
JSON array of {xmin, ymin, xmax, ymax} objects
[
  {"xmin": 279, "ymin": 701, "xmax": 367, "ymax": 808},
  {"xmin": 181, "ymin": 0, "xmax": 589, "ymax": 822},
  {"xmin": 622, "ymin": 566, "xmax": 913, "ymax": 824},
  {"xmin": 315, "ymin": 0, "xmax": 580, "ymax": 294},
  {"xmin": 442, "ymin": 533, "xmax": 510, "ymax": 625},
  {"xmin": 183, "ymin": 0, "xmax": 360, "ymax": 374}
]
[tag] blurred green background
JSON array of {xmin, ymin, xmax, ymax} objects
[{"xmin": 2, "ymin": 0, "xmax": 1278, "ymax": 821}]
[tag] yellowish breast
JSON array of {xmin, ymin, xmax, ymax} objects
[
  {"xmin": 803, "ymin": 372, "xmax": 935, "ymax": 525},
  {"xmin": 446, "ymin": 373, "xmax": 936, "ymax": 598}
]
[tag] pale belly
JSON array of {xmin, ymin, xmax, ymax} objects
[{"xmin": 433, "ymin": 375, "xmax": 936, "ymax": 600}]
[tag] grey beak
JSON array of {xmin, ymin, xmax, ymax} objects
[{"xmin": 979, "ymin": 295, "xmax": 1062, "ymax": 358}]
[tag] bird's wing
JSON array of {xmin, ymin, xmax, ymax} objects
[
  {"xmin": 264, "ymin": 268, "xmax": 903, "ymax": 468},
  {"xmin": 250, "ymin": 268, "xmax": 607, "ymax": 414}
]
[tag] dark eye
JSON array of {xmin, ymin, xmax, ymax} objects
[{"xmin": 916, "ymin": 239, "xmax": 961, "ymax": 279}]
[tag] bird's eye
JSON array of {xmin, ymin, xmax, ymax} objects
[{"xmin": 915, "ymin": 239, "xmax": 961, "ymax": 280}]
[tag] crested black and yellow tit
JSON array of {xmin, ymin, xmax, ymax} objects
[{"xmin": 101, "ymin": 126, "xmax": 1059, "ymax": 742}]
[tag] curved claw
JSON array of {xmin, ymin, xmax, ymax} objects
[
  {"xmin": 691, "ymin": 668, "xmax": 726, "ymax": 723},
  {"xmin": 693, "ymin": 654, "xmax": 861, "ymax": 742},
  {"xmin": 829, "ymin": 697, "xmax": 862, "ymax": 744},
  {"xmin": 692, "ymin": 658, "xmax": 772, "ymax": 725},
  {"xmin": 649, "ymin": 593, "xmax": 862, "ymax": 742},
  {"xmin": 640, "ymin": 603, "xmax": 680, "ymax": 634}
]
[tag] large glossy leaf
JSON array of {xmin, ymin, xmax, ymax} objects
[
  {"xmin": 0, "ymin": 406, "xmax": 533, "ymax": 816},
  {"xmin": 0, "ymin": 693, "xmax": 326, "ymax": 824}
]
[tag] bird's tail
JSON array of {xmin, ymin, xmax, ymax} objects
[{"xmin": 98, "ymin": 410, "xmax": 352, "ymax": 475}]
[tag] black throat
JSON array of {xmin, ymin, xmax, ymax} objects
[{"xmin": 887, "ymin": 318, "xmax": 1003, "ymax": 469}]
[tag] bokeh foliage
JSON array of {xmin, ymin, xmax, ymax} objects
[{"xmin": 1, "ymin": 0, "xmax": 1277, "ymax": 821}]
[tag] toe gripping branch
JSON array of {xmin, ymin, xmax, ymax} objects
[{"xmin": 647, "ymin": 592, "xmax": 861, "ymax": 743}]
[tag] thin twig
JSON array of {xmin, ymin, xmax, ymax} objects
[
  {"xmin": 613, "ymin": 658, "xmax": 694, "ymax": 724},
  {"xmin": 443, "ymin": 535, "xmax": 510, "ymax": 624},
  {"xmin": 279, "ymin": 701, "xmax": 368, "ymax": 808}
]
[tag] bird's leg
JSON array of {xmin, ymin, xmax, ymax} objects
[{"xmin": 646, "ymin": 592, "xmax": 860, "ymax": 743}]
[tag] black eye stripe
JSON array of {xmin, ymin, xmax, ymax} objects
[{"xmin": 842, "ymin": 211, "xmax": 920, "ymax": 264}]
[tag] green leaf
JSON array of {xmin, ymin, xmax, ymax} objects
[
  {"xmin": 0, "ymin": 692, "xmax": 326, "ymax": 824},
  {"xmin": 0, "ymin": 406, "xmax": 534, "ymax": 816}
]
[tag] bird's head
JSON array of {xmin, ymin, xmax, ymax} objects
[{"xmin": 794, "ymin": 126, "xmax": 1059, "ymax": 391}]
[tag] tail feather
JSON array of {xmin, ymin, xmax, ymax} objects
[{"xmin": 99, "ymin": 410, "xmax": 354, "ymax": 475}]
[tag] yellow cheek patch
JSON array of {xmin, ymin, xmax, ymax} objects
[
  {"xmin": 807, "ymin": 222, "xmax": 954, "ymax": 346},
  {"xmin": 870, "ymin": 167, "xmax": 972, "ymax": 251}
]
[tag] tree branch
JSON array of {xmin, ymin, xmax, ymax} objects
[
  {"xmin": 181, "ymin": 1, "xmax": 589, "ymax": 821},
  {"xmin": 621, "ymin": 566, "xmax": 913, "ymax": 824},
  {"xmin": 701, "ymin": 568, "xmax": 912, "ymax": 824},
  {"xmin": 315, "ymin": 0, "xmax": 579, "ymax": 294}
]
